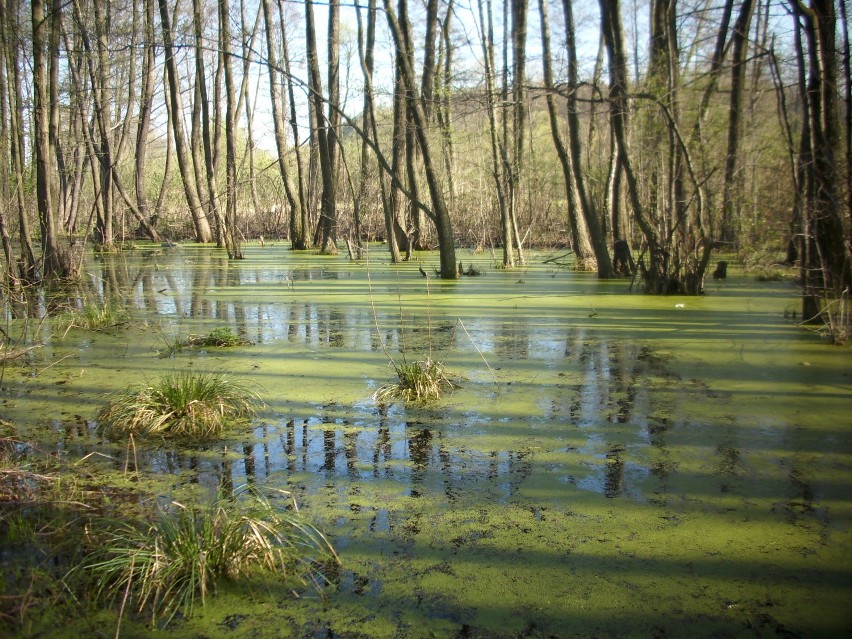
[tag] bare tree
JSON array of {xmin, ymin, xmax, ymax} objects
[
  {"xmin": 220, "ymin": 0, "xmax": 242, "ymax": 257},
  {"xmin": 383, "ymin": 0, "xmax": 457, "ymax": 278},
  {"xmin": 720, "ymin": 0, "xmax": 757, "ymax": 246},
  {"xmin": 476, "ymin": 0, "xmax": 512, "ymax": 267},
  {"xmin": 566, "ymin": 0, "xmax": 613, "ymax": 277},
  {"xmin": 158, "ymin": 0, "xmax": 213, "ymax": 243},
  {"xmin": 32, "ymin": 0, "xmax": 75, "ymax": 278},
  {"xmin": 538, "ymin": 0, "xmax": 595, "ymax": 271},
  {"xmin": 306, "ymin": 0, "xmax": 338, "ymax": 253}
]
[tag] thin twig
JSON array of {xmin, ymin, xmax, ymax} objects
[{"xmin": 456, "ymin": 318, "xmax": 497, "ymax": 383}]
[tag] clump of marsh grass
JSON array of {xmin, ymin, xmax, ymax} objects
[
  {"xmin": 367, "ymin": 260, "xmax": 458, "ymax": 405},
  {"xmin": 54, "ymin": 301, "xmax": 131, "ymax": 334},
  {"xmin": 78, "ymin": 488, "xmax": 338, "ymax": 626},
  {"xmin": 185, "ymin": 326, "xmax": 251, "ymax": 348},
  {"xmin": 157, "ymin": 327, "xmax": 251, "ymax": 357},
  {"xmin": 373, "ymin": 357, "xmax": 455, "ymax": 405},
  {"xmin": 97, "ymin": 371, "xmax": 261, "ymax": 440}
]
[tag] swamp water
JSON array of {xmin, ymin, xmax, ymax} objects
[{"xmin": 1, "ymin": 244, "xmax": 850, "ymax": 638}]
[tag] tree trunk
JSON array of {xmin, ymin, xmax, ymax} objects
[
  {"xmin": 157, "ymin": 0, "xmax": 213, "ymax": 243},
  {"xmin": 134, "ymin": 0, "xmax": 161, "ymax": 241},
  {"xmin": 1, "ymin": 0, "xmax": 37, "ymax": 280},
  {"xmin": 262, "ymin": 0, "xmax": 301, "ymax": 247},
  {"xmin": 220, "ymin": 0, "xmax": 242, "ymax": 258},
  {"xmin": 508, "ymin": 0, "xmax": 527, "ymax": 265},
  {"xmin": 537, "ymin": 0, "xmax": 595, "ymax": 270},
  {"xmin": 32, "ymin": 0, "xmax": 75, "ymax": 279},
  {"xmin": 194, "ymin": 0, "xmax": 227, "ymax": 248},
  {"xmin": 476, "ymin": 0, "xmax": 512, "ymax": 267},
  {"xmin": 390, "ymin": 59, "xmax": 410, "ymax": 256},
  {"xmin": 435, "ymin": 0, "xmax": 456, "ymax": 203},
  {"xmin": 306, "ymin": 0, "xmax": 338, "ymax": 254},
  {"xmin": 797, "ymin": 0, "xmax": 851, "ymax": 301},
  {"xmin": 383, "ymin": 0, "xmax": 457, "ymax": 278},
  {"xmin": 600, "ymin": 0, "xmax": 665, "ymax": 289},
  {"xmin": 400, "ymin": 0, "xmax": 428, "ymax": 251},
  {"xmin": 355, "ymin": 0, "xmax": 396, "ymax": 259},
  {"xmin": 720, "ymin": 0, "xmax": 757, "ymax": 246},
  {"xmin": 92, "ymin": 0, "xmax": 114, "ymax": 247},
  {"xmin": 566, "ymin": 0, "xmax": 613, "ymax": 277},
  {"xmin": 277, "ymin": 0, "xmax": 310, "ymax": 248}
]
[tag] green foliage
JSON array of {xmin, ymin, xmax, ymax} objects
[
  {"xmin": 158, "ymin": 327, "xmax": 252, "ymax": 357},
  {"xmin": 753, "ymin": 267, "xmax": 787, "ymax": 282},
  {"xmin": 189, "ymin": 326, "xmax": 251, "ymax": 347},
  {"xmin": 78, "ymin": 489, "xmax": 338, "ymax": 625},
  {"xmin": 97, "ymin": 371, "xmax": 261, "ymax": 440},
  {"xmin": 53, "ymin": 301, "xmax": 131, "ymax": 333},
  {"xmin": 374, "ymin": 358, "xmax": 454, "ymax": 405}
]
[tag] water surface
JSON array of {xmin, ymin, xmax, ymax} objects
[{"xmin": 2, "ymin": 244, "xmax": 850, "ymax": 637}]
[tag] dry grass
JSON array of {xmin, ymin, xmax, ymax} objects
[
  {"xmin": 79, "ymin": 488, "xmax": 338, "ymax": 625},
  {"xmin": 373, "ymin": 358, "xmax": 455, "ymax": 405},
  {"xmin": 97, "ymin": 371, "xmax": 261, "ymax": 440}
]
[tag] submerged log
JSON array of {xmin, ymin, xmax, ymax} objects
[{"xmin": 1, "ymin": 344, "xmax": 42, "ymax": 361}]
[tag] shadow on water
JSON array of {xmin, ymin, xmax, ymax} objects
[{"xmin": 2, "ymin": 245, "xmax": 851, "ymax": 637}]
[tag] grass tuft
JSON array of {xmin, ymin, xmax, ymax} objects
[
  {"xmin": 158, "ymin": 327, "xmax": 251, "ymax": 357},
  {"xmin": 186, "ymin": 326, "xmax": 251, "ymax": 347},
  {"xmin": 77, "ymin": 488, "xmax": 338, "ymax": 625},
  {"xmin": 373, "ymin": 358, "xmax": 455, "ymax": 405},
  {"xmin": 97, "ymin": 371, "xmax": 261, "ymax": 440},
  {"xmin": 53, "ymin": 301, "xmax": 131, "ymax": 333}
]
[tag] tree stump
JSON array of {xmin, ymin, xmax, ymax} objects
[{"xmin": 712, "ymin": 260, "xmax": 728, "ymax": 280}]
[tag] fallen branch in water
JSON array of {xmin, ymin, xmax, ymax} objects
[{"xmin": 1, "ymin": 344, "xmax": 42, "ymax": 362}]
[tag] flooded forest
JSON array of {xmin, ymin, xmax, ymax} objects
[{"xmin": 1, "ymin": 0, "xmax": 851, "ymax": 637}]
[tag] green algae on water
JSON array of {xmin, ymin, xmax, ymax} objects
[{"xmin": 1, "ymin": 245, "xmax": 850, "ymax": 638}]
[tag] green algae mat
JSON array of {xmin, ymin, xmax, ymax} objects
[{"xmin": 1, "ymin": 244, "xmax": 850, "ymax": 637}]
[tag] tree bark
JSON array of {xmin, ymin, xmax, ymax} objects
[
  {"xmin": 220, "ymin": 0, "xmax": 242, "ymax": 258},
  {"xmin": 306, "ymin": 0, "xmax": 338, "ymax": 253},
  {"xmin": 383, "ymin": 0, "xmax": 457, "ymax": 278},
  {"xmin": 32, "ymin": 0, "xmax": 75, "ymax": 278},
  {"xmin": 566, "ymin": 0, "xmax": 613, "ymax": 277},
  {"xmin": 158, "ymin": 0, "xmax": 213, "ymax": 243},
  {"xmin": 720, "ymin": 0, "xmax": 757, "ymax": 246},
  {"xmin": 277, "ymin": 0, "xmax": 310, "ymax": 248},
  {"xmin": 538, "ymin": 0, "xmax": 595, "ymax": 270},
  {"xmin": 134, "ymin": 0, "xmax": 161, "ymax": 242}
]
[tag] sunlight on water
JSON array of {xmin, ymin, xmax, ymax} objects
[{"xmin": 1, "ymin": 243, "xmax": 850, "ymax": 637}]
